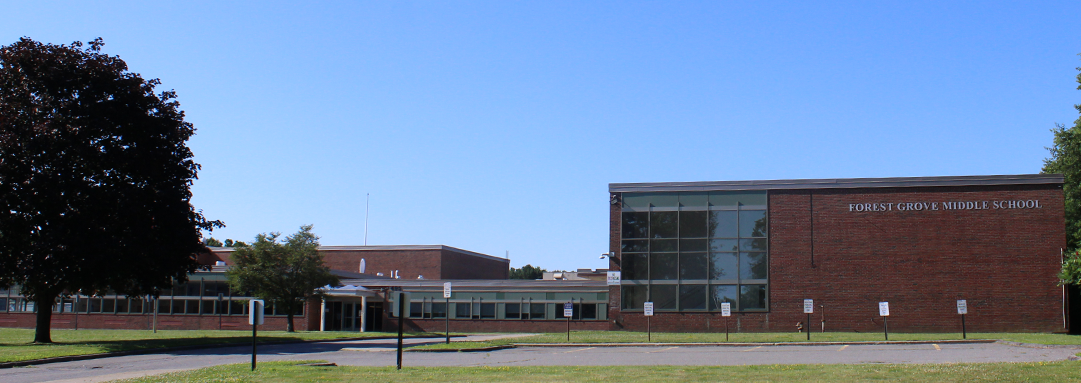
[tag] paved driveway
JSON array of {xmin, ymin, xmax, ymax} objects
[{"xmin": 2, "ymin": 337, "xmax": 1078, "ymax": 383}]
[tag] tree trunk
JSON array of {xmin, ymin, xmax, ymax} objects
[
  {"xmin": 286, "ymin": 313, "xmax": 295, "ymax": 332},
  {"xmin": 34, "ymin": 294, "xmax": 56, "ymax": 343}
]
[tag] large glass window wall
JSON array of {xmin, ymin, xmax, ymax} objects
[{"xmin": 620, "ymin": 191, "xmax": 768, "ymax": 312}]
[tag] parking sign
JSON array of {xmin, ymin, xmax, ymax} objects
[
  {"xmin": 878, "ymin": 301, "xmax": 890, "ymax": 317},
  {"xmin": 644, "ymin": 302, "xmax": 654, "ymax": 316},
  {"xmin": 803, "ymin": 299, "xmax": 814, "ymax": 314},
  {"xmin": 720, "ymin": 302, "xmax": 731, "ymax": 317}
]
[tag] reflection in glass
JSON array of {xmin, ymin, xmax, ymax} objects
[
  {"xmin": 710, "ymin": 239, "xmax": 739, "ymax": 252},
  {"xmin": 740, "ymin": 252, "xmax": 768, "ymax": 280},
  {"xmin": 622, "ymin": 286, "xmax": 648, "ymax": 309},
  {"xmin": 709, "ymin": 252, "xmax": 738, "ymax": 280},
  {"xmin": 740, "ymin": 238, "xmax": 767, "ymax": 251},
  {"xmin": 650, "ymin": 239, "xmax": 678, "ymax": 252},
  {"xmin": 679, "ymin": 211, "xmax": 707, "ymax": 238},
  {"xmin": 650, "ymin": 253, "xmax": 678, "ymax": 280},
  {"xmin": 621, "ymin": 240, "xmax": 648, "ymax": 253},
  {"xmin": 740, "ymin": 285, "xmax": 766, "ymax": 310},
  {"xmin": 739, "ymin": 210, "xmax": 768, "ymax": 237},
  {"xmin": 679, "ymin": 285, "xmax": 707, "ymax": 310},
  {"xmin": 622, "ymin": 212, "xmax": 649, "ymax": 238},
  {"xmin": 651, "ymin": 285, "xmax": 678, "ymax": 310},
  {"xmin": 709, "ymin": 210, "xmax": 738, "ymax": 238},
  {"xmin": 679, "ymin": 239, "xmax": 708, "ymax": 252},
  {"xmin": 622, "ymin": 254, "xmax": 648, "ymax": 280},
  {"xmin": 679, "ymin": 253, "xmax": 708, "ymax": 280},
  {"xmin": 650, "ymin": 212, "xmax": 678, "ymax": 238},
  {"xmin": 710, "ymin": 285, "xmax": 738, "ymax": 311}
]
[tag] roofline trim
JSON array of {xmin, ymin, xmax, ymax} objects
[
  {"xmin": 609, "ymin": 174, "xmax": 1063, "ymax": 193},
  {"xmin": 208, "ymin": 245, "xmax": 509, "ymax": 263}
]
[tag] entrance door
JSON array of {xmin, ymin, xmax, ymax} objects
[
  {"xmin": 365, "ymin": 302, "xmax": 383, "ymax": 332},
  {"xmin": 325, "ymin": 301, "xmax": 343, "ymax": 331}
]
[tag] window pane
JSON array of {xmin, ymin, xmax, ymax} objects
[
  {"xmin": 622, "ymin": 254, "xmax": 648, "ymax": 280},
  {"xmin": 116, "ymin": 299, "xmax": 129, "ymax": 313},
  {"xmin": 710, "ymin": 239, "xmax": 739, "ymax": 252},
  {"xmin": 740, "ymin": 238, "xmax": 767, "ymax": 251},
  {"xmin": 679, "ymin": 211, "xmax": 707, "ymax": 238},
  {"xmin": 130, "ymin": 299, "xmax": 143, "ymax": 314},
  {"xmin": 740, "ymin": 252, "xmax": 768, "ymax": 280},
  {"xmin": 505, "ymin": 303, "xmax": 521, "ymax": 319},
  {"xmin": 410, "ymin": 302, "xmax": 423, "ymax": 318},
  {"xmin": 622, "ymin": 212, "xmax": 649, "ymax": 239},
  {"xmin": 650, "ymin": 211, "xmax": 678, "ymax": 238},
  {"xmin": 709, "ymin": 211, "xmax": 738, "ymax": 238},
  {"xmin": 581, "ymin": 303, "xmax": 598, "ymax": 320},
  {"xmin": 679, "ymin": 253, "xmax": 707, "ymax": 280},
  {"xmin": 651, "ymin": 285, "xmax": 678, "ymax": 310},
  {"xmin": 529, "ymin": 303, "xmax": 546, "ymax": 319},
  {"xmin": 709, "ymin": 253, "xmax": 738, "ymax": 280},
  {"xmin": 103, "ymin": 298, "xmax": 115, "ymax": 313},
  {"xmin": 480, "ymin": 303, "xmax": 496, "ymax": 319},
  {"xmin": 710, "ymin": 285, "xmax": 738, "ymax": 311},
  {"xmin": 679, "ymin": 239, "xmax": 708, "ymax": 252},
  {"xmin": 622, "ymin": 285, "xmax": 648, "ymax": 310},
  {"xmin": 621, "ymin": 240, "xmax": 648, "ymax": 253},
  {"xmin": 650, "ymin": 239, "xmax": 678, "ymax": 252},
  {"xmin": 455, "ymin": 303, "xmax": 470, "ymax": 318},
  {"xmin": 158, "ymin": 299, "xmax": 171, "ymax": 314},
  {"xmin": 650, "ymin": 254, "xmax": 678, "ymax": 280},
  {"xmin": 431, "ymin": 302, "xmax": 447, "ymax": 318},
  {"xmin": 229, "ymin": 300, "xmax": 244, "ymax": 315},
  {"xmin": 740, "ymin": 285, "xmax": 767, "ymax": 310},
  {"xmin": 202, "ymin": 300, "xmax": 216, "ymax": 314},
  {"xmin": 187, "ymin": 300, "xmax": 201, "ymax": 314},
  {"xmin": 739, "ymin": 210, "xmax": 768, "ymax": 237},
  {"xmin": 679, "ymin": 285, "xmax": 707, "ymax": 310}
]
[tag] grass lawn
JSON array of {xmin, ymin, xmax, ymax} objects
[
  {"xmin": 0, "ymin": 328, "xmax": 419, "ymax": 363},
  {"xmin": 410, "ymin": 331, "xmax": 1081, "ymax": 350},
  {"xmin": 117, "ymin": 360, "xmax": 1081, "ymax": 382}
]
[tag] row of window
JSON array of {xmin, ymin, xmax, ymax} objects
[
  {"xmin": 622, "ymin": 252, "xmax": 767, "ymax": 281},
  {"xmin": 621, "ymin": 284, "xmax": 767, "ymax": 312},
  {"xmin": 622, "ymin": 210, "xmax": 768, "ymax": 240},
  {"xmin": 407, "ymin": 301, "xmax": 604, "ymax": 320},
  {"xmin": 0, "ymin": 297, "xmax": 302, "ymax": 316}
]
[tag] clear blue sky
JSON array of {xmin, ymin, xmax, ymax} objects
[{"xmin": 3, "ymin": 2, "xmax": 1079, "ymax": 271}]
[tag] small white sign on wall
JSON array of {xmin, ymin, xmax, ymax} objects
[{"xmin": 606, "ymin": 271, "xmax": 621, "ymax": 286}]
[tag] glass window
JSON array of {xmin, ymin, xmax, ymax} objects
[
  {"xmin": 88, "ymin": 298, "xmax": 101, "ymax": 313},
  {"xmin": 622, "ymin": 285, "xmax": 647, "ymax": 310},
  {"xmin": 709, "ymin": 252, "xmax": 738, "ymax": 280},
  {"xmin": 650, "ymin": 211, "xmax": 678, "ymax": 238},
  {"xmin": 710, "ymin": 285, "xmax": 738, "ymax": 311},
  {"xmin": 622, "ymin": 212, "xmax": 649, "ymax": 239},
  {"xmin": 529, "ymin": 302, "xmax": 546, "ymax": 319},
  {"xmin": 187, "ymin": 300, "xmax": 202, "ymax": 314},
  {"xmin": 621, "ymin": 240, "xmax": 648, "ymax": 253},
  {"xmin": 679, "ymin": 192, "xmax": 709, "ymax": 208},
  {"xmin": 740, "ymin": 285, "xmax": 766, "ymax": 310},
  {"xmin": 679, "ymin": 239, "xmax": 708, "ymax": 252},
  {"xmin": 650, "ymin": 239, "xmax": 678, "ymax": 252},
  {"xmin": 157, "ymin": 299, "xmax": 170, "ymax": 314},
  {"xmin": 739, "ymin": 210, "xmax": 767, "ymax": 237},
  {"xmin": 114, "ymin": 299, "xmax": 127, "ymax": 313},
  {"xmin": 679, "ymin": 253, "xmax": 707, "ymax": 280},
  {"xmin": 455, "ymin": 302, "xmax": 470, "ymax": 318},
  {"xmin": 505, "ymin": 303, "xmax": 521, "ymax": 319},
  {"xmin": 679, "ymin": 211, "xmax": 708, "ymax": 238},
  {"xmin": 431, "ymin": 302, "xmax": 447, "ymax": 318},
  {"xmin": 186, "ymin": 283, "xmax": 201, "ymax": 297},
  {"xmin": 709, "ymin": 210, "xmax": 738, "ymax": 238},
  {"xmin": 410, "ymin": 302, "xmax": 423, "ymax": 318},
  {"xmin": 710, "ymin": 239, "xmax": 739, "ymax": 252},
  {"xmin": 679, "ymin": 285, "xmax": 707, "ymax": 310},
  {"xmin": 622, "ymin": 254, "xmax": 648, "ymax": 280},
  {"xmin": 651, "ymin": 285, "xmax": 678, "ymax": 310},
  {"xmin": 580, "ymin": 303, "xmax": 598, "ymax": 320},
  {"xmin": 740, "ymin": 238, "xmax": 767, "ymax": 251},
  {"xmin": 130, "ymin": 298, "xmax": 143, "ymax": 314},
  {"xmin": 740, "ymin": 252, "xmax": 768, "ymax": 280},
  {"xmin": 480, "ymin": 303, "xmax": 496, "ymax": 319},
  {"xmin": 650, "ymin": 253, "xmax": 678, "ymax": 280},
  {"xmin": 229, "ymin": 300, "xmax": 244, "ymax": 315},
  {"xmin": 202, "ymin": 300, "xmax": 216, "ymax": 314}
]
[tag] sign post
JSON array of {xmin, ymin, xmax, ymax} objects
[
  {"xmin": 643, "ymin": 301, "xmax": 654, "ymax": 342},
  {"xmin": 803, "ymin": 299, "xmax": 814, "ymax": 341},
  {"xmin": 443, "ymin": 282, "xmax": 452, "ymax": 344},
  {"xmin": 956, "ymin": 299, "xmax": 968, "ymax": 339},
  {"xmin": 218, "ymin": 293, "xmax": 224, "ymax": 330},
  {"xmin": 152, "ymin": 296, "xmax": 158, "ymax": 334},
  {"xmin": 564, "ymin": 301, "xmax": 574, "ymax": 341},
  {"xmin": 396, "ymin": 292, "xmax": 408, "ymax": 370},
  {"xmin": 878, "ymin": 301, "xmax": 890, "ymax": 341},
  {"xmin": 720, "ymin": 302, "xmax": 732, "ymax": 342},
  {"xmin": 249, "ymin": 299, "xmax": 264, "ymax": 371}
]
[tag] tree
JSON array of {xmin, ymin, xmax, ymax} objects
[
  {"xmin": 205, "ymin": 238, "xmax": 223, "ymax": 247},
  {"xmin": 1043, "ymin": 56, "xmax": 1081, "ymax": 249},
  {"xmin": 223, "ymin": 239, "xmax": 247, "ymax": 247},
  {"xmin": 0, "ymin": 38, "xmax": 221, "ymax": 343},
  {"xmin": 509, "ymin": 264, "xmax": 547, "ymax": 280},
  {"xmin": 226, "ymin": 225, "xmax": 339, "ymax": 332}
]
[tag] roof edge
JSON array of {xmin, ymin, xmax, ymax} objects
[{"xmin": 609, "ymin": 174, "xmax": 1063, "ymax": 193}]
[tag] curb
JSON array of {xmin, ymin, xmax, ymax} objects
[
  {"xmin": 994, "ymin": 340, "xmax": 1081, "ymax": 349},
  {"xmin": 515, "ymin": 339, "xmax": 998, "ymax": 347},
  {"xmin": 408, "ymin": 345, "xmax": 516, "ymax": 352},
  {"xmin": 0, "ymin": 334, "xmax": 459, "ymax": 369}
]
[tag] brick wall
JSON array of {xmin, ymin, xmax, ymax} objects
[
  {"xmin": 439, "ymin": 250, "xmax": 509, "ymax": 279},
  {"xmin": 384, "ymin": 317, "xmax": 609, "ymax": 333},
  {"xmin": 609, "ymin": 184, "xmax": 1067, "ymax": 333}
]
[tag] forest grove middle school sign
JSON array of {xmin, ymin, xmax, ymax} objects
[{"xmin": 848, "ymin": 200, "xmax": 1043, "ymax": 212}]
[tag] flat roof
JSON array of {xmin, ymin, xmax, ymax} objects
[
  {"xmin": 209, "ymin": 245, "xmax": 508, "ymax": 263},
  {"xmin": 342, "ymin": 279, "xmax": 608, "ymax": 291},
  {"xmin": 609, "ymin": 174, "xmax": 1063, "ymax": 193}
]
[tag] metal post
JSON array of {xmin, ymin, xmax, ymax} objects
[
  {"xmin": 806, "ymin": 313, "xmax": 811, "ymax": 340},
  {"xmin": 218, "ymin": 293, "xmax": 223, "ymax": 330},
  {"xmin": 647, "ymin": 316, "xmax": 651, "ymax": 342},
  {"xmin": 725, "ymin": 317, "xmax": 729, "ymax": 342},
  {"xmin": 445, "ymin": 297, "xmax": 450, "ymax": 344},
  {"xmin": 153, "ymin": 297, "xmax": 158, "ymax": 333},
  {"xmin": 883, "ymin": 317, "xmax": 889, "ymax": 341},
  {"xmin": 396, "ymin": 293, "xmax": 405, "ymax": 370},
  {"xmin": 251, "ymin": 322, "xmax": 257, "ymax": 371},
  {"xmin": 961, "ymin": 314, "xmax": 966, "ymax": 339},
  {"xmin": 74, "ymin": 295, "xmax": 79, "ymax": 330}
]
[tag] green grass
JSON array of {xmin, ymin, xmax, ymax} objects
[
  {"xmin": 409, "ymin": 331, "xmax": 1081, "ymax": 350},
  {"xmin": 0, "ymin": 328, "xmax": 418, "ymax": 363},
  {"xmin": 117, "ymin": 360, "xmax": 1081, "ymax": 382}
]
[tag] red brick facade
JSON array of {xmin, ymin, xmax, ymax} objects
[
  {"xmin": 211, "ymin": 246, "xmax": 509, "ymax": 280},
  {"xmin": 384, "ymin": 317, "xmax": 609, "ymax": 333},
  {"xmin": 609, "ymin": 182, "xmax": 1068, "ymax": 333}
]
